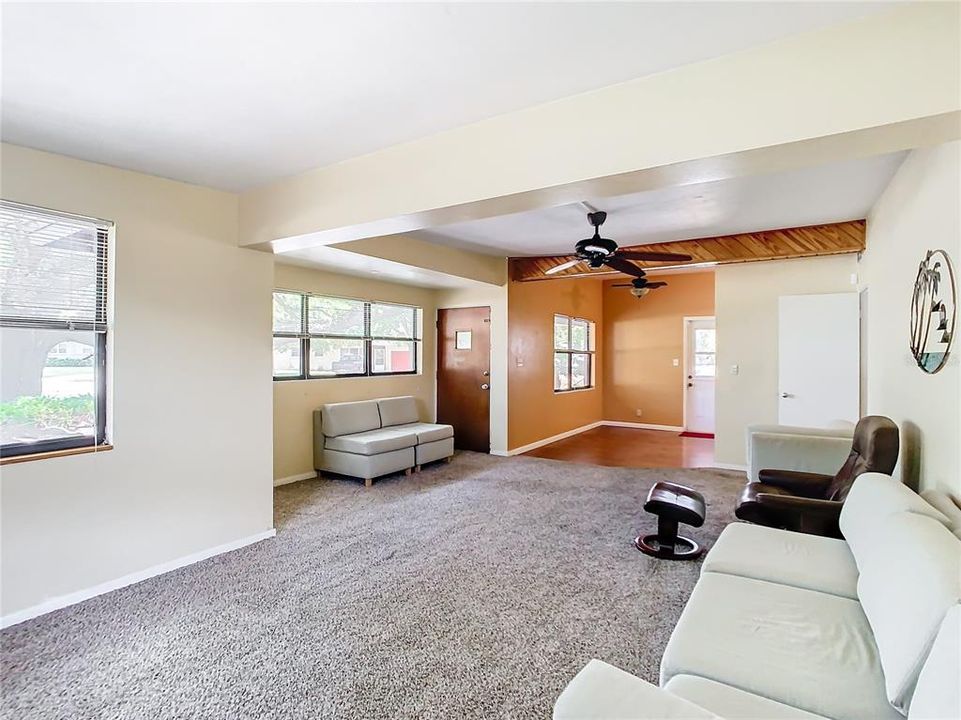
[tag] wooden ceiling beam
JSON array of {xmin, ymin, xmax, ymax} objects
[{"xmin": 509, "ymin": 220, "xmax": 865, "ymax": 281}]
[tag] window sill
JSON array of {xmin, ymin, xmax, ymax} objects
[
  {"xmin": 0, "ymin": 444, "xmax": 113, "ymax": 466},
  {"xmin": 274, "ymin": 373, "xmax": 422, "ymax": 382},
  {"xmin": 554, "ymin": 386, "xmax": 596, "ymax": 395}
]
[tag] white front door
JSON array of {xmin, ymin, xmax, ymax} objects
[
  {"xmin": 685, "ymin": 317, "xmax": 716, "ymax": 434},
  {"xmin": 778, "ymin": 293, "xmax": 859, "ymax": 427}
]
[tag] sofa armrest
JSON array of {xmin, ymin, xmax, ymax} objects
[
  {"xmin": 754, "ymin": 493, "xmax": 844, "ymax": 536},
  {"xmin": 747, "ymin": 431, "xmax": 852, "ymax": 483},
  {"xmin": 554, "ymin": 660, "xmax": 715, "ymax": 720},
  {"xmin": 756, "ymin": 469, "xmax": 834, "ymax": 497}
]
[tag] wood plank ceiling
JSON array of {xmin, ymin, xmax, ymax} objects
[{"xmin": 509, "ymin": 220, "xmax": 865, "ymax": 281}]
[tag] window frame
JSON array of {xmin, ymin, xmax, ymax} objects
[
  {"xmin": 0, "ymin": 201, "xmax": 111, "ymax": 459},
  {"xmin": 553, "ymin": 313, "xmax": 595, "ymax": 393},
  {"xmin": 272, "ymin": 290, "xmax": 421, "ymax": 381}
]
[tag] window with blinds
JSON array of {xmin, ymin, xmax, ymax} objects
[
  {"xmin": 272, "ymin": 290, "xmax": 421, "ymax": 379},
  {"xmin": 0, "ymin": 200, "xmax": 112, "ymax": 458}
]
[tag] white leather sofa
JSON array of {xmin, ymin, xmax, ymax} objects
[
  {"xmin": 313, "ymin": 396, "xmax": 454, "ymax": 487},
  {"xmin": 746, "ymin": 423, "xmax": 855, "ymax": 482},
  {"xmin": 554, "ymin": 474, "xmax": 961, "ymax": 720}
]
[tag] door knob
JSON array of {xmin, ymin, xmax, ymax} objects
[
  {"xmin": 482, "ymin": 370, "xmax": 489, "ymax": 377},
  {"xmin": 481, "ymin": 383, "xmax": 490, "ymax": 390},
  {"xmin": 780, "ymin": 392, "xmax": 793, "ymax": 399},
  {"xmin": 687, "ymin": 382, "xmax": 693, "ymax": 388}
]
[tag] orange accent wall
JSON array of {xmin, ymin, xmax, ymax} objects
[
  {"xmin": 602, "ymin": 272, "xmax": 715, "ymax": 427},
  {"xmin": 507, "ymin": 277, "xmax": 604, "ymax": 450}
]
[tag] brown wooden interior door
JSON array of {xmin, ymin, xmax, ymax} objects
[{"xmin": 437, "ymin": 307, "xmax": 491, "ymax": 453}]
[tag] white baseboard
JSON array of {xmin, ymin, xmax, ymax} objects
[
  {"xmin": 273, "ymin": 471, "xmax": 317, "ymax": 487},
  {"xmin": 0, "ymin": 528, "xmax": 276, "ymax": 629},
  {"xmin": 506, "ymin": 421, "xmax": 604, "ymax": 456},
  {"xmin": 711, "ymin": 462, "xmax": 748, "ymax": 473},
  {"xmin": 602, "ymin": 421, "xmax": 685, "ymax": 432}
]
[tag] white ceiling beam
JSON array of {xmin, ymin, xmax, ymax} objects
[{"xmin": 240, "ymin": 3, "xmax": 961, "ymax": 253}]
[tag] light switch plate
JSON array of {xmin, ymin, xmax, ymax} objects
[
  {"xmin": 672, "ymin": 358, "xmax": 679, "ymax": 367},
  {"xmin": 730, "ymin": 364, "xmax": 739, "ymax": 375}
]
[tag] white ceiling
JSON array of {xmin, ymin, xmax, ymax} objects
[
  {"xmin": 1, "ymin": 2, "xmax": 896, "ymax": 192},
  {"xmin": 415, "ymin": 152, "xmax": 907, "ymax": 257}
]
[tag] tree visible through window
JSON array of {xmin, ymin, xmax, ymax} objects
[
  {"xmin": 272, "ymin": 290, "xmax": 421, "ymax": 379},
  {"xmin": 554, "ymin": 314, "xmax": 595, "ymax": 392},
  {"xmin": 0, "ymin": 201, "xmax": 110, "ymax": 458}
]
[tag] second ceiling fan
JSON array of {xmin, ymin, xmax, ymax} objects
[{"xmin": 539, "ymin": 210, "xmax": 692, "ymax": 287}]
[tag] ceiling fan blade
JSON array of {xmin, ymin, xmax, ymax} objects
[
  {"xmin": 603, "ymin": 256, "xmax": 646, "ymax": 277},
  {"xmin": 544, "ymin": 258, "xmax": 583, "ymax": 275},
  {"xmin": 610, "ymin": 284, "xmax": 633, "ymax": 288},
  {"xmin": 646, "ymin": 282, "xmax": 668, "ymax": 289},
  {"xmin": 617, "ymin": 250, "xmax": 693, "ymax": 263}
]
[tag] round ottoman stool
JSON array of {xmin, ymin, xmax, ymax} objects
[{"xmin": 634, "ymin": 482, "xmax": 706, "ymax": 560}]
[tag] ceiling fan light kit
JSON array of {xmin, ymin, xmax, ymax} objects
[{"xmin": 538, "ymin": 209, "xmax": 693, "ymax": 295}]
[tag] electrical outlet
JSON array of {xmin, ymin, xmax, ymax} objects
[
  {"xmin": 635, "ymin": 409, "xmax": 643, "ymax": 418},
  {"xmin": 672, "ymin": 358, "xmax": 679, "ymax": 367}
]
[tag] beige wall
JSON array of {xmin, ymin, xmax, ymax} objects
[
  {"xmin": 435, "ymin": 277, "xmax": 509, "ymax": 454},
  {"xmin": 507, "ymin": 278, "xmax": 604, "ymax": 450},
  {"xmin": 0, "ymin": 144, "xmax": 274, "ymax": 619},
  {"xmin": 860, "ymin": 141, "xmax": 960, "ymax": 496},
  {"xmin": 602, "ymin": 272, "xmax": 715, "ymax": 427},
  {"xmin": 272, "ymin": 264, "xmax": 438, "ymax": 482},
  {"xmin": 714, "ymin": 255, "xmax": 859, "ymax": 466}
]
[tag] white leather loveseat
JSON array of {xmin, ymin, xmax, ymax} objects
[
  {"xmin": 554, "ymin": 474, "xmax": 961, "ymax": 720},
  {"xmin": 313, "ymin": 396, "xmax": 454, "ymax": 487}
]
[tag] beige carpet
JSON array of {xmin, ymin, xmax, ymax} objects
[{"xmin": 1, "ymin": 451, "xmax": 744, "ymax": 719}]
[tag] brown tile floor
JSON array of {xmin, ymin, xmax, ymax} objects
[{"xmin": 522, "ymin": 425, "xmax": 716, "ymax": 469}]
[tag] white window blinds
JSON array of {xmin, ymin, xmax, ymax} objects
[{"xmin": 0, "ymin": 200, "xmax": 111, "ymax": 332}]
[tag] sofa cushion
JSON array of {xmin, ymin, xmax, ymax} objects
[
  {"xmin": 855, "ymin": 511, "xmax": 961, "ymax": 713},
  {"xmin": 664, "ymin": 675, "xmax": 830, "ymax": 719},
  {"xmin": 839, "ymin": 473, "xmax": 949, "ymax": 572},
  {"xmin": 395, "ymin": 422, "xmax": 453, "ymax": 444},
  {"xmin": 325, "ymin": 427, "xmax": 418, "ymax": 456},
  {"xmin": 908, "ymin": 603, "xmax": 960, "ymax": 720},
  {"xmin": 920, "ymin": 489, "xmax": 961, "ymax": 540},
  {"xmin": 702, "ymin": 523, "xmax": 859, "ymax": 599},
  {"xmin": 321, "ymin": 400, "xmax": 381, "ymax": 438},
  {"xmin": 378, "ymin": 396, "xmax": 419, "ymax": 428},
  {"xmin": 660, "ymin": 572, "xmax": 899, "ymax": 720},
  {"xmin": 553, "ymin": 660, "xmax": 713, "ymax": 720}
]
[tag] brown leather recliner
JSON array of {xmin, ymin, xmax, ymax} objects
[{"xmin": 734, "ymin": 415, "xmax": 899, "ymax": 538}]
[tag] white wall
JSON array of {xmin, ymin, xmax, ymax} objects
[
  {"xmin": 861, "ymin": 141, "xmax": 961, "ymax": 495},
  {"xmin": 0, "ymin": 144, "xmax": 275, "ymax": 620},
  {"xmin": 714, "ymin": 255, "xmax": 859, "ymax": 466}
]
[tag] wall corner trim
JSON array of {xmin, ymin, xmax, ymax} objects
[
  {"xmin": 601, "ymin": 421, "xmax": 685, "ymax": 432},
  {"xmin": 274, "ymin": 471, "xmax": 318, "ymax": 487},
  {"xmin": 504, "ymin": 421, "xmax": 605, "ymax": 456},
  {"xmin": 0, "ymin": 528, "xmax": 277, "ymax": 629},
  {"xmin": 711, "ymin": 462, "xmax": 749, "ymax": 474}
]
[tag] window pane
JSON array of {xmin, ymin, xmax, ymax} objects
[
  {"xmin": 371, "ymin": 340, "xmax": 416, "ymax": 374},
  {"xmin": 1, "ymin": 327, "xmax": 97, "ymax": 447},
  {"xmin": 571, "ymin": 353, "xmax": 590, "ymax": 389},
  {"xmin": 308, "ymin": 296, "xmax": 365, "ymax": 336},
  {"xmin": 370, "ymin": 303, "xmax": 416, "ymax": 339},
  {"xmin": 272, "ymin": 291, "xmax": 302, "ymax": 334},
  {"xmin": 272, "ymin": 337, "xmax": 302, "ymax": 377},
  {"xmin": 554, "ymin": 315, "xmax": 570, "ymax": 350},
  {"xmin": 553, "ymin": 352, "xmax": 569, "ymax": 391},
  {"xmin": 309, "ymin": 338, "xmax": 365, "ymax": 376},
  {"xmin": 694, "ymin": 352, "xmax": 716, "ymax": 377},
  {"xmin": 571, "ymin": 319, "xmax": 589, "ymax": 351},
  {"xmin": 694, "ymin": 328, "xmax": 716, "ymax": 353}
]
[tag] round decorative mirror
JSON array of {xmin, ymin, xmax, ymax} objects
[{"xmin": 910, "ymin": 249, "xmax": 956, "ymax": 374}]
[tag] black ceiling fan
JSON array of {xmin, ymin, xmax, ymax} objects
[
  {"xmin": 611, "ymin": 273, "xmax": 668, "ymax": 298},
  {"xmin": 537, "ymin": 210, "xmax": 692, "ymax": 278}
]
